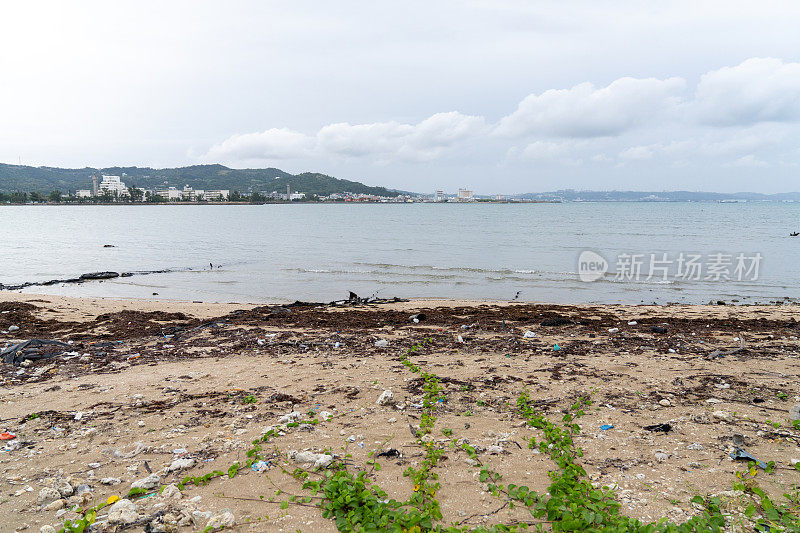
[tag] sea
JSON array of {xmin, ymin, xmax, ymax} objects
[{"xmin": 1, "ymin": 203, "xmax": 798, "ymax": 305}]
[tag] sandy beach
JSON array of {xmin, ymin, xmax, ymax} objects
[{"xmin": 1, "ymin": 293, "xmax": 799, "ymax": 532}]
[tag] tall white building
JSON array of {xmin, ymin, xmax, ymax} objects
[{"xmin": 98, "ymin": 175, "xmax": 127, "ymax": 196}]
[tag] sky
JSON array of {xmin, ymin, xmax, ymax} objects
[{"xmin": 1, "ymin": 1, "xmax": 800, "ymax": 194}]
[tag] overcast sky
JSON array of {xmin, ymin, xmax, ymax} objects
[{"xmin": 2, "ymin": 1, "xmax": 800, "ymax": 193}]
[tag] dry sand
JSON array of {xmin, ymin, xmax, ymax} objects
[{"xmin": 0, "ymin": 293, "xmax": 799, "ymax": 532}]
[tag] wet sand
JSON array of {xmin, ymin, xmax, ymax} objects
[{"xmin": 1, "ymin": 294, "xmax": 799, "ymax": 532}]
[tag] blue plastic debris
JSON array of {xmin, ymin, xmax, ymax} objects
[
  {"xmin": 600, "ymin": 424, "xmax": 614, "ymax": 430},
  {"xmin": 730, "ymin": 448, "xmax": 768, "ymax": 470},
  {"xmin": 251, "ymin": 460, "xmax": 270, "ymax": 472},
  {"xmin": 553, "ymin": 344, "xmax": 561, "ymax": 351}
]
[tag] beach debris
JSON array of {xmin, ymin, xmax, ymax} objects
[
  {"xmin": 553, "ymin": 344, "xmax": 562, "ymax": 351},
  {"xmin": 658, "ymin": 399, "xmax": 671, "ymax": 407},
  {"xmin": 0, "ymin": 432, "xmax": 16, "ymax": 440},
  {"xmin": 376, "ymin": 390, "xmax": 395, "ymax": 406},
  {"xmin": 600, "ymin": 424, "xmax": 614, "ymax": 430},
  {"xmin": 1, "ymin": 339, "xmax": 72, "ymax": 366},
  {"xmin": 409, "ymin": 313, "xmax": 425, "ymax": 323},
  {"xmin": 374, "ymin": 339, "xmax": 389, "ymax": 348},
  {"xmin": 8, "ymin": 325, "xmax": 19, "ymax": 332},
  {"xmin": 522, "ymin": 330, "xmax": 536, "ymax": 338},
  {"xmin": 654, "ymin": 451, "xmax": 669, "ymax": 463},
  {"xmin": 541, "ymin": 316, "xmax": 572, "ymax": 326},
  {"xmin": 651, "ymin": 326, "xmax": 668, "ymax": 333},
  {"xmin": 643, "ymin": 423, "xmax": 672, "ymax": 433},
  {"xmin": 377, "ymin": 448, "xmax": 401, "ymax": 458},
  {"xmin": 706, "ymin": 336, "xmax": 746, "ymax": 360},
  {"xmin": 789, "ymin": 403, "xmax": 800, "ymax": 421},
  {"xmin": 730, "ymin": 448, "xmax": 768, "ymax": 470},
  {"xmin": 457, "ymin": 335, "xmax": 464, "ymax": 343},
  {"xmin": 608, "ymin": 328, "xmax": 619, "ymax": 333},
  {"xmin": 486, "ymin": 445, "xmax": 504, "ymax": 455},
  {"xmin": 251, "ymin": 461, "xmax": 270, "ymax": 472},
  {"xmin": 627, "ymin": 321, "xmax": 638, "ymax": 325}
]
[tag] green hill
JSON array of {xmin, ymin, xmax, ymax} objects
[{"xmin": 0, "ymin": 163, "xmax": 400, "ymax": 197}]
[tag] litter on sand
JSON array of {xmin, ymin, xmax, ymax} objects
[{"xmin": 730, "ymin": 447, "xmax": 768, "ymax": 470}]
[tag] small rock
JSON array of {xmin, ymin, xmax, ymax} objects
[
  {"xmin": 108, "ymin": 499, "xmax": 139, "ymax": 524},
  {"xmin": 9, "ymin": 325, "xmax": 19, "ymax": 331},
  {"xmin": 789, "ymin": 403, "xmax": 800, "ymax": 421},
  {"xmin": 486, "ymin": 445, "xmax": 504, "ymax": 455},
  {"xmin": 608, "ymin": 328, "xmax": 619, "ymax": 333},
  {"xmin": 191, "ymin": 511, "xmax": 213, "ymax": 525},
  {"xmin": 51, "ymin": 478, "xmax": 73, "ymax": 497},
  {"xmin": 40, "ymin": 527, "xmax": 57, "ymax": 533},
  {"xmin": 374, "ymin": 339, "xmax": 389, "ymax": 348},
  {"xmin": 166, "ymin": 457, "xmax": 196, "ymax": 473},
  {"xmin": 654, "ymin": 451, "xmax": 669, "ymax": 463},
  {"xmin": 37, "ymin": 487, "xmax": 61, "ymax": 506},
  {"xmin": 687, "ymin": 443, "xmax": 703, "ymax": 450},
  {"xmin": 290, "ymin": 450, "xmax": 333, "ymax": 469},
  {"xmin": 205, "ymin": 509, "xmax": 235, "ymax": 529},
  {"xmin": 713, "ymin": 411, "xmax": 732, "ymax": 422},
  {"xmin": 43, "ymin": 499, "xmax": 66, "ymax": 511},
  {"xmin": 161, "ymin": 484, "xmax": 182, "ymax": 500},
  {"xmin": 659, "ymin": 399, "xmax": 671, "ymax": 407},
  {"xmin": 278, "ymin": 411, "xmax": 302, "ymax": 424},
  {"xmin": 100, "ymin": 477, "xmax": 121, "ymax": 485},
  {"xmin": 376, "ymin": 390, "xmax": 395, "ymax": 406},
  {"xmin": 131, "ymin": 473, "xmax": 160, "ymax": 490}
]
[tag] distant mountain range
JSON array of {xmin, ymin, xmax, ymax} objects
[
  {"xmin": 0, "ymin": 163, "xmax": 401, "ymax": 197},
  {"xmin": 513, "ymin": 189, "xmax": 800, "ymax": 202}
]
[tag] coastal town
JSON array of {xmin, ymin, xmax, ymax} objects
[{"xmin": 15, "ymin": 173, "xmax": 503, "ymax": 204}]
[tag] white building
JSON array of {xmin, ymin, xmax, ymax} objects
[
  {"xmin": 435, "ymin": 190, "xmax": 445, "ymax": 202},
  {"xmin": 457, "ymin": 188, "xmax": 474, "ymax": 201},
  {"xmin": 76, "ymin": 189, "xmax": 92, "ymax": 198},
  {"xmin": 155, "ymin": 187, "xmax": 183, "ymax": 201},
  {"xmin": 98, "ymin": 175, "xmax": 127, "ymax": 196},
  {"xmin": 204, "ymin": 189, "xmax": 230, "ymax": 200}
]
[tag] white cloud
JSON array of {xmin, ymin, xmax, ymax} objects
[
  {"xmin": 516, "ymin": 140, "xmax": 571, "ymax": 160},
  {"xmin": 694, "ymin": 58, "xmax": 800, "ymax": 126},
  {"xmin": 494, "ymin": 76, "xmax": 686, "ymax": 138},
  {"xmin": 206, "ymin": 112, "xmax": 485, "ymax": 163},
  {"xmin": 317, "ymin": 112, "xmax": 486, "ymax": 161},
  {"xmin": 618, "ymin": 145, "xmax": 655, "ymax": 161},
  {"xmin": 202, "ymin": 58, "xmax": 800, "ymax": 180},
  {"xmin": 727, "ymin": 154, "xmax": 768, "ymax": 168},
  {"xmin": 205, "ymin": 128, "xmax": 313, "ymax": 160}
]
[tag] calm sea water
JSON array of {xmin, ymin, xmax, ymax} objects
[{"xmin": 1, "ymin": 203, "xmax": 798, "ymax": 304}]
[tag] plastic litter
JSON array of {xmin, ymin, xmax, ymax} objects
[
  {"xmin": 251, "ymin": 461, "xmax": 270, "ymax": 472},
  {"xmin": 553, "ymin": 344, "xmax": 561, "ymax": 351},
  {"xmin": 0, "ymin": 432, "xmax": 16, "ymax": 440},
  {"xmin": 374, "ymin": 339, "xmax": 389, "ymax": 348},
  {"xmin": 600, "ymin": 424, "xmax": 614, "ymax": 430},
  {"xmin": 1, "ymin": 339, "xmax": 72, "ymax": 366},
  {"xmin": 730, "ymin": 447, "xmax": 768, "ymax": 470},
  {"xmin": 608, "ymin": 328, "xmax": 619, "ymax": 333},
  {"xmin": 643, "ymin": 423, "xmax": 672, "ymax": 433},
  {"xmin": 377, "ymin": 448, "xmax": 401, "ymax": 458},
  {"xmin": 523, "ymin": 331, "xmax": 536, "ymax": 338}
]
